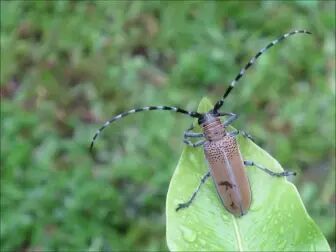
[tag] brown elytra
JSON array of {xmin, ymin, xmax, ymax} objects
[{"xmin": 202, "ymin": 117, "xmax": 251, "ymax": 216}]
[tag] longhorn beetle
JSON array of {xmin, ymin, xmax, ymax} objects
[{"xmin": 90, "ymin": 30, "xmax": 311, "ymax": 217}]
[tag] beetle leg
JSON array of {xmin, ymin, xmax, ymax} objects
[
  {"xmin": 176, "ymin": 171, "xmax": 211, "ymax": 211},
  {"xmin": 228, "ymin": 130, "xmax": 255, "ymax": 142},
  {"xmin": 218, "ymin": 112, "xmax": 238, "ymax": 126},
  {"xmin": 183, "ymin": 123, "xmax": 205, "ymax": 147},
  {"xmin": 184, "ymin": 123, "xmax": 204, "ymax": 138},
  {"xmin": 183, "ymin": 139, "xmax": 205, "ymax": 147},
  {"xmin": 244, "ymin": 160, "xmax": 296, "ymax": 177},
  {"xmin": 185, "ymin": 132, "xmax": 204, "ymax": 137}
]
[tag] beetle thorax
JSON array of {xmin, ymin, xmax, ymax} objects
[{"xmin": 201, "ymin": 116, "xmax": 226, "ymax": 141}]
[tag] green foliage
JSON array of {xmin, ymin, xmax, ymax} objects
[
  {"xmin": 1, "ymin": 1, "xmax": 335, "ymax": 251},
  {"xmin": 166, "ymin": 98, "xmax": 330, "ymax": 251}
]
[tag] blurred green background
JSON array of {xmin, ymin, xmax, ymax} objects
[{"xmin": 1, "ymin": 1, "xmax": 335, "ymax": 251}]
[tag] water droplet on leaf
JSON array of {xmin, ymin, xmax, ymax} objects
[{"xmin": 180, "ymin": 225, "xmax": 197, "ymax": 242}]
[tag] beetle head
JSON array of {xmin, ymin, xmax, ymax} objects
[{"xmin": 197, "ymin": 110, "xmax": 220, "ymax": 125}]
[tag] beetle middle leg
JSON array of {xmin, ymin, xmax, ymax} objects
[
  {"xmin": 176, "ymin": 171, "xmax": 211, "ymax": 211},
  {"xmin": 228, "ymin": 129, "xmax": 255, "ymax": 142},
  {"xmin": 218, "ymin": 112, "xmax": 255, "ymax": 141},
  {"xmin": 183, "ymin": 123, "xmax": 205, "ymax": 148},
  {"xmin": 183, "ymin": 139, "xmax": 206, "ymax": 147},
  {"xmin": 244, "ymin": 160, "xmax": 296, "ymax": 177}
]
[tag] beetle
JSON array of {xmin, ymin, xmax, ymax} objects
[{"xmin": 90, "ymin": 30, "xmax": 311, "ymax": 217}]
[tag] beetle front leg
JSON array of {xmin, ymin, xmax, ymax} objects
[
  {"xmin": 183, "ymin": 123, "xmax": 205, "ymax": 147},
  {"xmin": 176, "ymin": 171, "xmax": 211, "ymax": 211},
  {"xmin": 244, "ymin": 160, "xmax": 296, "ymax": 177},
  {"xmin": 184, "ymin": 123, "xmax": 204, "ymax": 138},
  {"xmin": 218, "ymin": 112, "xmax": 238, "ymax": 127}
]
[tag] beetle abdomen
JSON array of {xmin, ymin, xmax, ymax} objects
[{"xmin": 204, "ymin": 135, "xmax": 251, "ymax": 217}]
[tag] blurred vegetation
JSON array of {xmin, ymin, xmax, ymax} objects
[{"xmin": 0, "ymin": 1, "xmax": 335, "ymax": 251}]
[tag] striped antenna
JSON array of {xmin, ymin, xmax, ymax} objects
[
  {"xmin": 213, "ymin": 30, "xmax": 312, "ymax": 112},
  {"xmin": 90, "ymin": 106, "xmax": 201, "ymax": 151}
]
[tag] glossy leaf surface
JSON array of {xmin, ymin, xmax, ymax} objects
[{"xmin": 166, "ymin": 98, "xmax": 330, "ymax": 251}]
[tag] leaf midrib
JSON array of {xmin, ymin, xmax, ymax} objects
[{"xmin": 232, "ymin": 214, "xmax": 243, "ymax": 251}]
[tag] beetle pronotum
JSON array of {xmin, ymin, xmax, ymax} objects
[{"xmin": 90, "ymin": 30, "xmax": 311, "ymax": 217}]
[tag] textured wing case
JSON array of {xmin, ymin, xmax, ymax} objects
[{"xmin": 204, "ymin": 135, "xmax": 251, "ymax": 216}]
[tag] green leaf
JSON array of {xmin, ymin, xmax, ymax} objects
[{"xmin": 166, "ymin": 97, "xmax": 330, "ymax": 251}]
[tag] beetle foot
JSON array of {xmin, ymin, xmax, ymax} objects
[
  {"xmin": 175, "ymin": 202, "xmax": 190, "ymax": 212},
  {"xmin": 282, "ymin": 171, "xmax": 296, "ymax": 176}
]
